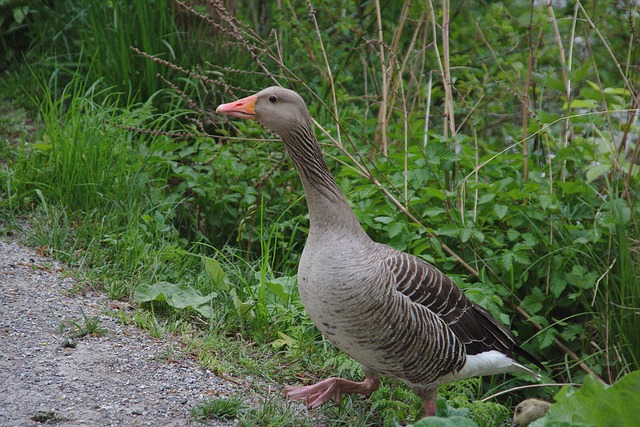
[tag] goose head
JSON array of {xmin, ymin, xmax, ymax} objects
[{"xmin": 216, "ymin": 86, "xmax": 311, "ymax": 138}]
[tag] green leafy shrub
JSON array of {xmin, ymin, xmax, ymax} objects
[
  {"xmin": 0, "ymin": 0, "xmax": 33, "ymax": 68},
  {"xmin": 531, "ymin": 370, "xmax": 640, "ymax": 427},
  {"xmin": 2, "ymin": 1, "xmax": 639, "ymax": 425}
]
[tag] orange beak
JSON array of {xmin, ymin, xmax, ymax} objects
[{"xmin": 216, "ymin": 95, "xmax": 257, "ymax": 119}]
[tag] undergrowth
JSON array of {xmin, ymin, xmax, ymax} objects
[{"xmin": 1, "ymin": 0, "xmax": 638, "ymax": 426}]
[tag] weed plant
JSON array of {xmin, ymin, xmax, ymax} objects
[
  {"xmin": 58, "ymin": 308, "xmax": 106, "ymax": 340},
  {"xmin": 162, "ymin": 0, "xmax": 640, "ymax": 386},
  {"xmin": 3, "ymin": 67, "xmax": 202, "ymax": 301},
  {"xmin": 191, "ymin": 396, "xmax": 248, "ymax": 421}
]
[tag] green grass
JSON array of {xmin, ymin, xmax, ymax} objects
[
  {"xmin": 58, "ymin": 308, "xmax": 107, "ymax": 340},
  {"xmin": 191, "ymin": 396, "xmax": 249, "ymax": 422},
  {"xmin": 4, "ymin": 66, "xmax": 201, "ymax": 300},
  {"xmin": 16, "ymin": 0, "xmax": 215, "ymax": 109},
  {"xmin": 31, "ymin": 411, "xmax": 68, "ymax": 424}
]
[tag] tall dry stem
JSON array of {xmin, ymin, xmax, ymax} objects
[
  {"xmin": 374, "ymin": 0, "xmax": 389, "ymax": 155},
  {"xmin": 441, "ymin": 0, "xmax": 455, "ymax": 141},
  {"xmin": 423, "ymin": 71, "xmax": 433, "ymax": 149},
  {"xmin": 307, "ymin": 0, "xmax": 341, "ymax": 146},
  {"xmin": 577, "ymin": 2, "xmax": 639, "ymax": 106},
  {"xmin": 427, "ymin": 0, "xmax": 456, "ymax": 191},
  {"xmin": 522, "ymin": 2, "xmax": 542, "ymax": 185}
]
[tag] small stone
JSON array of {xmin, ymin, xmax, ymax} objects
[{"xmin": 0, "ymin": 239, "xmax": 240, "ymax": 426}]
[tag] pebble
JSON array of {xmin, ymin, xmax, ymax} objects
[{"xmin": 0, "ymin": 238, "xmax": 238, "ymax": 426}]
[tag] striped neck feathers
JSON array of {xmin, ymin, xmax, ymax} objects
[{"xmin": 279, "ymin": 123, "xmax": 363, "ymax": 236}]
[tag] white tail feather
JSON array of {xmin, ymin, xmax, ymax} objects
[{"xmin": 442, "ymin": 350, "xmax": 541, "ymax": 383}]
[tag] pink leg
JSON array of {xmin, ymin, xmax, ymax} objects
[
  {"xmin": 412, "ymin": 386, "xmax": 438, "ymax": 417},
  {"xmin": 423, "ymin": 398, "xmax": 437, "ymax": 416},
  {"xmin": 282, "ymin": 376, "xmax": 380, "ymax": 409}
]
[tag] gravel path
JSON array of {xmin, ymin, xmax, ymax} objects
[{"xmin": 0, "ymin": 238, "xmax": 240, "ymax": 426}]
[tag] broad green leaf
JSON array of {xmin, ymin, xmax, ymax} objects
[
  {"xmin": 521, "ymin": 287, "xmax": 545, "ymax": 314},
  {"xmin": 423, "ymin": 207, "xmax": 447, "ymax": 217},
  {"xmin": 538, "ymin": 110, "xmax": 561, "ymax": 125},
  {"xmin": 203, "ymin": 256, "xmax": 228, "ymax": 291},
  {"xmin": 571, "ymin": 62, "xmax": 591, "ymax": 82},
  {"xmin": 550, "ymin": 279, "xmax": 568, "ymax": 298},
  {"xmin": 543, "ymin": 76, "xmax": 566, "ymax": 92},
  {"xmin": 511, "ymin": 250, "xmax": 530, "ymax": 266},
  {"xmin": 269, "ymin": 275, "xmax": 297, "ymax": 297},
  {"xmin": 507, "ymin": 228, "xmax": 520, "ymax": 241},
  {"xmin": 33, "ymin": 143, "xmax": 52, "ymax": 151},
  {"xmin": 133, "ymin": 282, "xmax": 215, "ymax": 318},
  {"xmin": 566, "ymin": 99, "xmax": 598, "ymax": 109},
  {"xmin": 437, "ymin": 224, "xmax": 460, "ymax": 238},
  {"xmin": 567, "ymin": 265, "xmax": 597, "ymax": 290},
  {"xmin": 611, "ymin": 198, "xmax": 632, "ymax": 224},
  {"xmin": 271, "ymin": 332, "xmax": 296, "ymax": 350},
  {"xmin": 387, "ymin": 222, "xmax": 404, "ymax": 239},
  {"xmin": 579, "ymin": 87, "xmax": 602, "ymax": 102},
  {"xmin": 528, "ymin": 315, "xmax": 549, "ymax": 327},
  {"xmin": 531, "ymin": 371, "xmax": 640, "ymax": 427},
  {"xmin": 501, "ymin": 252, "xmax": 514, "ymax": 272},
  {"xmin": 585, "ymin": 163, "xmax": 610, "ymax": 183},
  {"xmin": 464, "ymin": 288, "xmax": 508, "ymax": 325},
  {"xmin": 230, "ymin": 289, "xmax": 255, "ymax": 319},
  {"xmin": 413, "ymin": 416, "xmax": 478, "ymax": 427},
  {"xmin": 473, "ymin": 229, "xmax": 485, "ymax": 242},
  {"xmin": 537, "ymin": 194, "xmax": 554, "ymax": 210},
  {"xmin": 585, "ymin": 80, "xmax": 599, "ymax": 90},
  {"xmin": 13, "ymin": 5, "xmax": 28, "ymax": 24},
  {"xmin": 265, "ymin": 280, "xmax": 285, "ymax": 303},
  {"xmin": 255, "ymin": 273, "xmax": 297, "ymax": 304},
  {"xmin": 134, "ymin": 282, "xmax": 166, "ymax": 303},
  {"xmin": 412, "ymin": 398, "xmax": 478, "ymax": 426},
  {"xmin": 477, "ymin": 193, "xmax": 495, "ymax": 205},
  {"xmin": 603, "ymin": 87, "xmax": 631, "ymax": 96},
  {"xmin": 556, "ymin": 181, "xmax": 587, "ymax": 195},
  {"xmin": 539, "ymin": 327, "xmax": 557, "ymax": 349},
  {"xmin": 494, "ymin": 204, "xmax": 508, "ymax": 220},
  {"xmin": 374, "ymin": 216, "xmax": 393, "ymax": 224},
  {"xmin": 425, "ymin": 187, "xmax": 446, "ymax": 200}
]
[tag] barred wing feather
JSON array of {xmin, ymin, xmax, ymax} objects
[{"xmin": 386, "ymin": 250, "xmax": 517, "ymax": 357}]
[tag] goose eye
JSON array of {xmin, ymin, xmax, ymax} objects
[{"xmin": 268, "ymin": 95, "xmax": 278, "ymax": 103}]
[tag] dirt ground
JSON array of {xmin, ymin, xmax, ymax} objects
[{"xmin": 0, "ymin": 237, "xmax": 239, "ymax": 426}]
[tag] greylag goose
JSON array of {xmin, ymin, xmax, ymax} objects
[
  {"xmin": 511, "ymin": 398, "xmax": 551, "ymax": 426},
  {"xmin": 216, "ymin": 87, "xmax": 542, "ymax": 416}
]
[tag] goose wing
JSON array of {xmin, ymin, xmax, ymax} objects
[{"xmin": 384, "ymin": 250, "xmax": 516, "ymax": 357}]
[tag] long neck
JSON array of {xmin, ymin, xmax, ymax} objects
[{"xmin": 281, "ymin": 123, "xmax": 366, "ymax": 239}]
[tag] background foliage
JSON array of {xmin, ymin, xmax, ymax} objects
[{"xmin": 1, "ymin": 0, "xmax": 638, "ymax": 425}]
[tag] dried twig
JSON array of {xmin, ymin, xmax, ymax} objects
[
  {"xmin": 481, "ymin": 382, "xmax": 577, "ymax": 402},
  {"xmin": 577, "ymin": 2, "xmax": 639, "ymax": 106},
  {"xmin": 374, "ymin": 0, "xmax": 389, "ymax": 155},
  {"xmin": 307, "ymin": 0, "xmax": 341, "ymax": 146}
]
